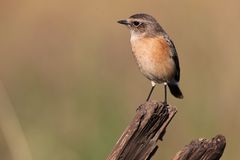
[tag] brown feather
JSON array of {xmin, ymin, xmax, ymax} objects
[{"xmin": 131, "ymin": 35, "xmax": 176, "ymax": 83}]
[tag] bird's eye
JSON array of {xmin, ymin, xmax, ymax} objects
[{"xmin": 133, "ymin": 21, "xmax": 141, "ymax": 27}]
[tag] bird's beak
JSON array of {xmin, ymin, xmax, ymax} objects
[{"xmin": 117, "ymin": 19, "xmax": 130, "ymax": 25}]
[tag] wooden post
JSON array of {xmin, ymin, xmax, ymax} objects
[
  {"xmin": 172, "ymin": 135, "xmax": 226, "ymax": 160},
  {"xmin": 107, "ymin": 101, "xmax": 226, "ymax": 160},
  {"xmin": 107, "ymin": 101, "xmax": 177, "ymax": 160}
]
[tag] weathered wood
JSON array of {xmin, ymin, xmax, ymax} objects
[
  {"xmin": 172, "ymin": 135, "xmax": 226, "ymax": 160},
  {"xmin": 107, "ymin": 101, "xmax": 177, "ymax": 160}
]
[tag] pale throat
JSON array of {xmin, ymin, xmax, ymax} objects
[{"xmin": 130, "ymin": 31, "xmax": 146, "ymax": 43}]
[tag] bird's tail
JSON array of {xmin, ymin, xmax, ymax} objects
[{"xmin": 167, "ymin": 83, "xmax": 183, "ymax": 99}]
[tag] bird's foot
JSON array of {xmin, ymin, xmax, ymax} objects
[{"xmin": 163, "ymin": 101, "xmax": 169, "ymax": 106}]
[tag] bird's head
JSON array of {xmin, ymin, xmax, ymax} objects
[{"xmin": 117, "ymin": 13, "xmax": 165, "ymax": 38}]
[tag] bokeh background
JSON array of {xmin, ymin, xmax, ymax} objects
[{"xmin": 0, "ymin": 0, "xmax": 240, "ymax": 159}]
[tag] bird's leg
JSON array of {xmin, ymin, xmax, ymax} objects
[
  {"xmin": 146, "ymin": 81, "xmax": 156, "ymax": 101},
  {"xmin": 163, "ymin": 82, "xmax": 168, "ymax": 105}
]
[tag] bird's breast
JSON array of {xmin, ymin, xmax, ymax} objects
[{"xmin": 130, "ymin": 36, "xmax": 175, "ymax": 83}]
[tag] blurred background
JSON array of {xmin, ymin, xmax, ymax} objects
[{"xmin": 0, "ymin": 0, "xmax": 240, "ymax": 159}]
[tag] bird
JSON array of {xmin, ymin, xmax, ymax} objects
[{"xmin": 117, "ymin": 13, "xmax": 183, "ymax": 104}]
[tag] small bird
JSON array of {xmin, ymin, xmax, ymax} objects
[{"xmin": 118, "ymin": 13, "xmax": 183, "ymax": 104}]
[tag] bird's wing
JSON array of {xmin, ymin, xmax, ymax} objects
[{"xmin": 164, "ymin": 35, "xmax": 180, "ymax": 82}]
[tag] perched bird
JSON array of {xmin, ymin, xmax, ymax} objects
[{"xmin": 118, "ymin": 13, "xmax": 183, "ymax": 103}]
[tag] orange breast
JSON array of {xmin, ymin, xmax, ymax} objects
[{"xmin": 131, "ymin": 36, "xmax": 175, "ymax": 83}]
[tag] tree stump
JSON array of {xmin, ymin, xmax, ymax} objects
[
  {"xmin": 107, "ymin": 101, "xmax": 226, "ymax": 160},
  {"xmin": 107, "ymin": 101, "xmax": 177, "ymax": 160},
  {"xmin": 172, "ymin": 135, "xmax": 226, "ymax": 160}
]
